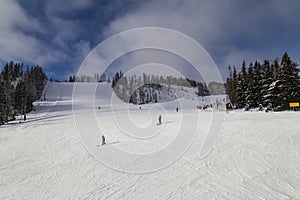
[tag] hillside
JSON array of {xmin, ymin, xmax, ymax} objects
[{"xmin": 0, "ymin": 82, "xmax": 300, "ymax": 199}]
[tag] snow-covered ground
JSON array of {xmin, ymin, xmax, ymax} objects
[{"xmin": 1, "ymin": 82, "xmax": 300, "ymax": 199}]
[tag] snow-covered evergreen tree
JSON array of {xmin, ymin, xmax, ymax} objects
[
  {"xmin": 260, "ymin": 60, "xmax": 274, "ymax": 105},
  {"xmin": 236, "ymin": 61, "xmax": 248, "ymax": 108},
  {"xmin": 0, "ymin": 61, "xmax": 47, "ymax": 125},
  {"xmin": 226, "ymin": 53, "xmax": 300, "ymax": 110},
  {"xmin": 252, "ymin": 61, "xmax": 262, "ymax": 106},
  {"xmin": 245, "ymin": 63, "xmax": 255, "ymax": 106},
  {"xmin": 277, "ymin": 52, "xmax": 300, "ymax": 109},
  {"xmin": 226, "ymin": 66, "xmax": 238, "ymax": 107}
]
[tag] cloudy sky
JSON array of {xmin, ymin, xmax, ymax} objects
[{"xmin": 1, "ymin": 0, "xmax": 300, "ymax": 81}]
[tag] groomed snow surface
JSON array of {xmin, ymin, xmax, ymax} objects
[{"xmin": 1, "ymin": 82, "xmax": 300, "ymax": 199}]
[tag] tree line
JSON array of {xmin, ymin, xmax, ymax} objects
[
  {"xmin": 68, "ymin": 73, "xmax": 110, "ymax": 83},
  {"xmin": 111, "ymin": 72, "xmax": 225, "ymax": 104},
  {"xmin": 0, "ymin": 61, "xmax": 48, "ymax": 125},
  {"xmin": 226, "ymin": 52, "xmax": 300, "ymax": 110}
]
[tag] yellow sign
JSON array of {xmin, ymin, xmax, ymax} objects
[{"xmin": 289, "ymin": 102, "xmax": 299, "ymax": 107}]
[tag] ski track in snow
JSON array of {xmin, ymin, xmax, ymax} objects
[{"xmin": 1, "ymin": 82, "xmax": 300, "ymax": 199}]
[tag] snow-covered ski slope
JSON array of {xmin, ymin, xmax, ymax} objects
[{"xmin": 1, "ymin": 82, "xmax": 300, "ymax": 199}]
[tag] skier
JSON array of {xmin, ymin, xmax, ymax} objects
[
  {"xmin": 176, "ymin": 107, "xmax": 179, "ymax": 112},
  {"xmin": 101, "ymin": 135, "xmax": 106, "ymax": 145},
  {"xmin": 266, "ymin": 103, "xmax": 272, "ymax": 112},
  {"xmin": 258, "ymin": 104, "xmax": 263, "ymax": 111},
  {"xmin": 158, "ymin": 115, "xmax": 162, "ymax": 125},
  {"xmin": 244, "ymin": 104, "xmax": 250, "ymax": 111}
]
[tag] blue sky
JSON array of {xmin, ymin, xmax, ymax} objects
[{"xmin": 0, "ymin": 0, "xmax": 300, "ymax": 81}]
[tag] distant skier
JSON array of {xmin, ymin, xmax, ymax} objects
[
  {"xmin": 244, "ymin": 104, "xmax": 250, "ymax": 111},
  {"xmin": 158, "ymin": 115, "xmax": 162, "ymax": 125},
  {"xmin": 266, "ymin": 103, "xmax": 272, "ymax": 112},
  {"xmin": 176, "ymin": 107, "xmax": 179, "ymax": 112},
  {"xmin": 101, "ymin": 135, "xmax": 106, "ymax": 145},
  {"xmin": 258, "ymin": 104, "xmax": 263, "ymax": 111}
]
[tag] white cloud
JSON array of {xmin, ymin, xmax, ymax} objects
[
  {"xmin": 1, "ymin": 0, "xmax": 299, "ymax": 81},
  {"xmin": 0, "ymin": 0, "xmax": 64, "ymax": 67},
  {"xmin": 104, "ymin": 0, "xmax": 300, "ymax": 77},
  {"xmin": 76, "ymin": 40, "xmax": 92, "ymax": 56},
  {"xmin": 0, "ymin": 0, "xmax": 91, "ymax": 78},
  {"xmin": 49, "ymin": 17, "xmax": 81, "ymax": 48},
  {"xmin": 0, "ymin": 0, "xmax": 40, "ymax": 31}
]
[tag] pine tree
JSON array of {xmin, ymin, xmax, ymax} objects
[
  {"xmin": 15, "ymin": 80, "xmax": 26, "ymax": 116},
  {"xmin": 236, "ymin": 61, "xmax": 248, "ymax": 108},
  {"xmin": 252, "ymin": 61, "xmax": 262, "ymax": 106},
  {"xmin": 197, "ymin": 82, "xmax": 205, "ymax": 96},
  {"xmin": 25, "ymin": 80, "xmax": 37, "ymax": 112},
  {"xmin": 226, "ymin": 66, "xmax": 238, "ymax": 107},
  {"xmin": 0, "ymin": 62, "xmax": 47, "ymax": 124},
  {"xmin": 260, "ymin": 60, "xmax": 274, "ymax": 105},
  {"xmin": 277, "ymin": 52, "xmax": 300, "ymax": 109},
  {"xmin": 226, "ymin": 66, "xmax": 233, "ymax": 101},
  {"xmin": 245, "ymin": 63, "xmax": 255, "ymax": 106},
  {"xmin": 28, "ymin": 65, "xmax": 48, "ymax": 99},
  {"xmin": 0, "ymin": 80, "xmax": 5, "ymax": 125},
  {"xmin": 0, "ymin": 70, "xmax": 15, "ymax": 124},
  {"xmin": 69, "ymin": 75, "xmax": 75, "ymax": 82}
]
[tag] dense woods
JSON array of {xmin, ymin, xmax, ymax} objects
[
  {"xmin": 68, "ymin": 73, "xmax": 109, "ymax": 83},
  {"xmin": 226, "ymin": 52, "xmax": 300, "ymax": 110},
  {"xmin": 111, "ymin": 72, "xmax": 217, "ymax": 104},
  {"xmin": 0, "ymin": 61, "xmax": 48, "ymax": 125}
]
